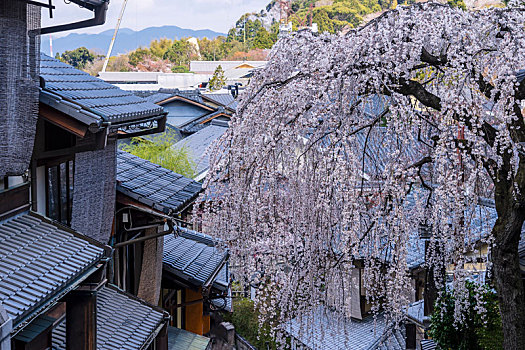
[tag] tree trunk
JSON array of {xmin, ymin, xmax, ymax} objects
[{"xmin": 491, "ymin": 201, "xmax": 525, "ymax": 350}]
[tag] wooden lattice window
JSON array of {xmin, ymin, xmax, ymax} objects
[{"xmin": 46, "ymin": 159, "xmax": 74, "ymax": 225}]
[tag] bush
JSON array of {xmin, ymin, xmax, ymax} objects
[
  {"xmin": 429, "ymin": 281, "xmax": 503, "ymax": 350},
  {"xmin": 120, "ymin": 129, "xmax": 195, "ymax": 178},
  {"xmin": 172, "ymin": 65, "xmax": 189, "ymax": 73},
  {"xmin": 223, "ymin": 297, "xmax": 277, "ymax": 350}
]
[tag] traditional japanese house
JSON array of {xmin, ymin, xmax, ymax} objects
[
  {"xmin": 403, "ymin": 201, "xmax": 525, "ymax": 350},
  {"xmin": 162, "ymin": 228, "xmax": 230, "ymax": 336},
  {"xmin": 0, "ymin": 0, "xmax": 110, "ymax": 179},
  {"xmin": 136, "ymin": 89, "xmax": 232, "ymax": 136},
  {"xmin": 1, "ymin": 2, "xmax": 174, "ymax": 349},
  {"xmin": 115, "ymin": 150, "xmax": 230, "ymax": 342},
  {"xmin": 51, "ymin": 285, "xmax": 169, "ymax": 350},
  {"xmin": 34, "ymin": 53, "xmax": 166, "ymax": 242},
  {"xmin": 200, "ymin": 92, "xmax": 238, "ymax": 112},
  {"xmin": 0, "ymin": 211, "xmax": 112, "ymax": 350},
  {"xmin": 285, "ymin": 306, "xmax": 404, "ymax": 350},
  {"xmin": 172, "ymin": 120, "xmax": 229, "ymax": 182},
  {"xmin": 0, "ymin": 56, "xmax": 170, "ymax": 350}
]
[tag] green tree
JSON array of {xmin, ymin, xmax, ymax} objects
[
  {"xmin": 227, "ymin": 16, "xmax": 265, "ymax": 50},
  {"xmin": 252, "ymin": 27, "xmax": 274, "ymax": 49},
  {"xmin": 149, "ymin": 38, "xmax": 173, "ymax": 59},
  {"xmin": 208, "ymin": 65, "xmax": 227, "ymax": 91},
  {"xmin": 56, "ymin": 47, "xmax": 95, "ymax": 69},
  {"xmin": 128, "ymin": 48, "xmax": 150, "ymax": 66},
  {"xmin": 198, "ymin": 37, "xmax": 228, "ymax": 61},
  {"xmin": 312, "ymin": 10, "xmax": 337, "ymax": 34},
  {"xmin": 429, "ymin": 282, "xmax": 503, "ymax": 350},
  {"xmin": 163, "ymin": 40, "xmax": 196, "ymax": 67},
  {"xmin": 120, "ymin": 129, "xmax": 195, "ymax": 178},
  {"xmin": 448, "ymin": 0, "xmax": 467, "ymax": 10}
]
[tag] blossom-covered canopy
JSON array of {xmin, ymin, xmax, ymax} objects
[{"xmin": 200, "ymin": 3, "xmax": 525, "ymax": 347}]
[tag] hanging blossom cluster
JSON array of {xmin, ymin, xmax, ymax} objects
[{"xmin": 198, "ymin": 2, "xmax": 525, "ymax": 341}]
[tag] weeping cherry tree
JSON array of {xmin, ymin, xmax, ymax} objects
[{"xmin": 199, "ymin": 3, "xmax": 525, "ymax": 348}]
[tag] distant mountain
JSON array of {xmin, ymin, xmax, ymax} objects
[{"xmin": 41, "ymin": 26, "xmax": 226, "ymax": 56}]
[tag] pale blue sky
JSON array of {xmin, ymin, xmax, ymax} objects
[{"xmin": 43, "ymin": 0, "xmax": 269, "ymax": 36}]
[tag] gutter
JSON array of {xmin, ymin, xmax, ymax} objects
[
  {"xmin": 40, "ymin": 1, "xmax": 109, "ymax": 35},
  {"xmin": 113, "ymin": 220, "xmax": 175, "ymax": 248},
  {"xmin": 41, "ymin": 89, "xmax": 166, "ymax": 135},
  {"xmin": 203, "ymin": 250, "xmax": 230, "ymax": 292},
  {"xmin": 141, "ymin": 315, "xmax": 170, "ymax": 350},
  {"xmin": 11, "ymin": 262, "xmax": 102, "ymax": 334}
]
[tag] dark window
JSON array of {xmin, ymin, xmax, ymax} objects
[
  {"xmin": 46, "ymin": 160, "xmax": 74, "ymax": 225},
  {"xmin": 44, "ymin": 121, "xmax": 76, "ymax": 151}
]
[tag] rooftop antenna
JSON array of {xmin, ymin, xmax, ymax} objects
[{"xmin": 102, "ymin": 0, "xmax": 129, "ymax": 73}]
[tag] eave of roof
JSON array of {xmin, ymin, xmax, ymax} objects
[
  {"xmin": 178, "ymin": 109, "xmax": 230, "ymax": 135},
  {"xmin": 163, "ymin": 228, "xmax": 229, "ymax": 291},
  {"xmin": 116, "ymin": 151, "xmax": 202, "ymax": 215},
  {"xmin": 39, "ymin": 54, "xmax": 166, "ymax": 130},
  {"xmin": 52, "ymin": 284, "xmax": 169, "ymax": 350},
  {"xmin": 157, "ymin": 95, "xmax": 215, "ymax": 112},
  {"xmin": 0, "ymin": 211, "xmax": 110, "ymax": 331},
  {"xmin": 167, "ymin": 326, "xmax": 210, "ymax": 350},
  {"xmin": 200, "ymin": 94, "xmax": 237, "ymax": 113},
  {"xmin": 68, "ymin": 0, "xmax": 107, "ymax": 8}
]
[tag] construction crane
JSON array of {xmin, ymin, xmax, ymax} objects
[
  {"xmin": 294, "ymin": 3, "xmax": 314, "ymax": 28},
  {"xmin": 279, "ymin": 0, "xmax": 292, "ymax": 24},
  {"xmin": 102, "ymin": 0, "xmax": 129, "ymax": 73}
]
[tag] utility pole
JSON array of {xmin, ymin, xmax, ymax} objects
[
  {"xmin": 243, "ymin": 15, "xmax": 246, "ymax": 55},
  {"xmin": 102, "ymin": 0, "xmax": 129, "ymax": 73}
]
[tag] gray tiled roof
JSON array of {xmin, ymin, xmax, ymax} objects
[
  {"xmin": 405, "ymin": 299, "xmax": 424, "ymax": 325},
  {"xmin": 202, "ymin": 93, "xmax": 238, "ymax": 110},
  {"xmin": 144, "ymin": 92, "xmax": 174, "ymax": 104},
  {"xmin": 421, "ymin": 339, "xmax": 437, "ymax": 350},
  {"xmin": 284, "ymin": 306, "xmax": 391, "ymax": 350},
  {"xmin": 167, "ymin": 326, "xmax": 211, "ymax": 350},
  {"xmin": 40, "ymin": 53, "xmax": 164, "ymax": 125},
  {"xmin": 353, "ymin": 127, "xmax": 424, "ymax": 180},
  {"xmin": 0, "ymin": 212, "xmax": 108, "ymax": 327},
  {"xmin": 117, "ymin": 150, "xmax": 202, "ymax": 214},
  {"xmin": 517, "ymin": 69, "xmax": 525, "ymax": 83},
  {"xmin": 179, "ymin": 108, "xmax": 229, "ymax": 134},
  {"xmin": 163, "ymin": 228, "xmax": 229, "ymax": 289},
  {"xmin": 134, "ymin": 89, "xmax": 204, "ymax": 105},
  {"xmin": 403, "ymin": 196, "xmax": 499, "ymax": 271},
  {"xmin": 375, "ymin": 328, "xmax": 405, "ymax": 350},
  {"xmin": 172, "ymin": 122, "xmax": 228, "ymax": 180},
  {"xmin": 52, "ymin": 285, "xmax": 168, "ymax": 350}
]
